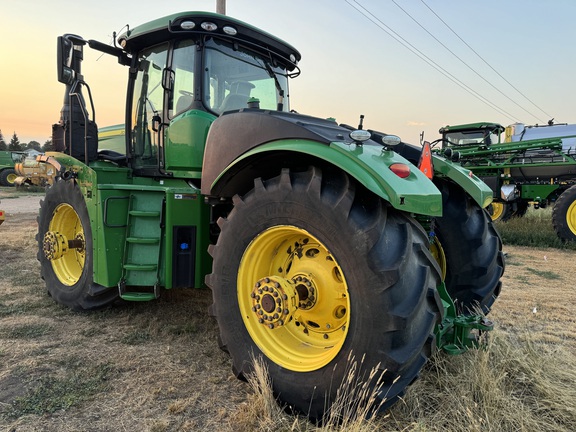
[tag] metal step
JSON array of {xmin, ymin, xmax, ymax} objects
[{"xmin": 119, "ymin": 292, "xmax": 158, "ymax": 302}]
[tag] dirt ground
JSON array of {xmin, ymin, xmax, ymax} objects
[
  {"xmin": 0, "ymin": 194, "xmax": 42, "ymax": 215},
  {"xmin": 0, "ymin": 193, "xmax": 575, "ymax": 431}
]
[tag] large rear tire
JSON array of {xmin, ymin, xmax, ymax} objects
[
  {"xmin": 37, "ymin": 179, "xmax": 118, "ymax": 310},
  {"xmin": 433, "ymin": 180, "xmax": 504, "ymax": 314},
  {"xmin": 552, "ymin": 184, "xmax": 576, "ymax": 242},
  {"xmin": 207, "ymin": 167, "xmax": 442, "ymax": 419}
]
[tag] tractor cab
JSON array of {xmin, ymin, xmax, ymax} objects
[
  {"xmin": 439, "ymin": 122, "xmax": 505, "ymax": 148},
  {"xmin": 54, "ymin": 12, "xmax": 300, "ymax": 180}
]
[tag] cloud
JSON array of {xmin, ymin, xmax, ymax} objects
[{"xmin": 406, "ymin": 121, "xmax": 427, "ymax": 127}]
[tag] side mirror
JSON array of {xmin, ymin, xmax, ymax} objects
[
  {"xmin": 57, "ymin": 34, "xmax": 85, "ymax": 85},
  {"xmin": 57, "ymin": 36, "xmax": 74, "ymax": 84}
]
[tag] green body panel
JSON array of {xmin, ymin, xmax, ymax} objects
[
  {"xmin": 165, "ymin": 109, "xmax": 216, "ymax": 177},
  {"xmin": 0, "ymin": 151, "xmax": 16, "ymax": 169},
  {"xmin": 216, "ymin": 139, "xmax": 443, "ymax": 216},
  {"xmin": 0, "ymin": 151, "xmax": 24, "ymax": 173},
  {"xmin": 432, "ymin": 156, "xmax": 494, "ymax": 208},
  {"xmin": 519, "ymin": 183, "xmax": 560, "ymax": 201},
  {"xmin": 43, "ymin": 153, "xmax": 212, "ymax": 290}
]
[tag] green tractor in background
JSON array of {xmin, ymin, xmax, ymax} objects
[
  {"xmin": 437, "ymin": 121, "xmax": 576, "ymax": 241},
  {"xmin": 32, "ymin": 12, "xmax": 503, "ymax": 419},
  {"xmin": 0, "ymin": 150, "xmax": 25, "ymax": 186}
]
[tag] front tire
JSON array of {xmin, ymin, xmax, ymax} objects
[
  {"xmin": 433, "ymin": 180, "xmax": 504, "ymax": 314},
  {"xmin": 0, "ymin": 168, "xmax": 17, "ymax": 186},
  {"xmin": 37, "ymin": 179, "xmax": 118, "ymax": 310},
  {"xmin": 207, "ymin": 167, "xmax": 442, "ymax": 419}
]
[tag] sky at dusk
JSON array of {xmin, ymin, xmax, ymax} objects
[{"xmin": 1, "ymin": 0, "xmax": 575, "ymax": 145}]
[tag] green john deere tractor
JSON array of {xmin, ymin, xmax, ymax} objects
[
  {"xmin": 32, "ymin": 12, "xmax": 503, "ymax": 419},
  {"xmin": 0, "ymin": 150, "xmax": 25, "ymax": 186}
]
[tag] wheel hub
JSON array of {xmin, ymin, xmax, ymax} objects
[
  {"xmin": 43, "ymin": 231, "xmax": 85, "ymax": 261},
  {"xmin": 251, "ymin": 276, "xmax": 298, "ymax": 329},
  {"xmin": 238, "ymin": 225, "xmax": 351, "ymax": 371}
]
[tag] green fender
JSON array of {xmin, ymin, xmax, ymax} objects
[
  {"xmin": 432, "ymin": 156, "xmax": 494, "ymax": 208},
  {"xmin": 212, "ymin": 139, "xmax": 443, "ymax": 216}
]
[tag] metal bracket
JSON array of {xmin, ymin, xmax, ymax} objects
[{"xmin": 435, "ymin": 282, "xmax": 494, "ymax": 355}]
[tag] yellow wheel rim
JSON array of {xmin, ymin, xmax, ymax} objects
[
  {"xmin": 46, "ymin": 204, "xmax": 86, "ymax": 285},
  {"xmin": 566, "ymin": 200, "xmax": 576, "ymax": 235},
  {"xmin": 238, "ymin": 225, "xmax": 350, "ymax": 372},
  {"xmin": 430, "ymin": 237, "xmax": 447, "ymax": 280},
  {"xmin": 6, "ymin": 172, "xmax": 17, "ymax": 185},
  {"xmin": 489, "ymin": 202, "xmax": 505, "ymax": 221}
]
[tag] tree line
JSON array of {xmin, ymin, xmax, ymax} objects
[{"xmin": 0, "ymin": 129, "xmax": 54, "ymax": 153}]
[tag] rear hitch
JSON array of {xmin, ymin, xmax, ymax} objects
[{"xmin": 435, "ymin": 282, "xmax": 494, "ymax": 355}]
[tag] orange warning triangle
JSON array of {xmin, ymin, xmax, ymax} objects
[{"xmin": 418, "ymin": 141, "xmax": 433, "ymax": 179}]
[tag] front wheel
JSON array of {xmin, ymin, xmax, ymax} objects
[
  {"xmin": 0, "ymin": 168, "xmax": 17, "ymax": 187},
  {"xmin": 552, "ymin": 185, "xmax": 576, "ymax": 242},
  {"xmin": 207, "ymin": 167, "xmax": 442, "ymax": 419},
  {"xmin": 37, "ymin": 179, "xmax": 118, "ymax": 310}
]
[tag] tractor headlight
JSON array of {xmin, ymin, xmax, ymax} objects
[{"xmin": 349, "ymin": 129, "xmax": 371, "ymax": 143}]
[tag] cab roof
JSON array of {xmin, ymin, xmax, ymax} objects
[
  {"xmin": 439, "ymin": 122, "xmax": 505, "ymax": 135},
  {"xmin": 118, "ymin": 11, "xmax": 301, "ymax": 70}
]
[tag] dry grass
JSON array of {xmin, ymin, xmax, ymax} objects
[{"xmin": 1, "ymin": 200, "xmax": 575, "ymax": 431}]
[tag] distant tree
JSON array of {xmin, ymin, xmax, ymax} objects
[
  {"xmin": 27, "ymin": 140, "xmax": 42, "ymax": 151},
  {"xmin": 8, "ymin": 132, "xmax": 22, "ymax": 151},
  {"xmin": 42, "ymin": 139, "xmax": 55, "ymax": 152},
  {"xmin": 0, "ymin": 129, "xmax": 6, "ymax": 150}
]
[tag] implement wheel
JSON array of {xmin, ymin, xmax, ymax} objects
[
  {"xmin": 207, "ymin": 167, "xmax": 442, "ymax": 419},
  {"xmin": 487, "ymin": 201, "xmax": 512, "ymax": 222},
  {"xmin": 433, "ymin": 180, "xmax": 504, "ymax": 314},
  {"xmin": 0, "ymin": 168, "xmax": 17, "ymax": 187},
  {"xmin": 552, "ymin": 185, "xmax": 576, "ymax": 242},
  {"xmin": 37, "ymin": 179, "xmax": 118, "ymax": 310}
]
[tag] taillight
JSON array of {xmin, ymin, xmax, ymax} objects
[{"xmin": 389, "ymin": 163, "xmax": 410, "ymax": 178}]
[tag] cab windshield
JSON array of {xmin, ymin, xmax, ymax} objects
[
  {"xmin": 203, "ymin": 38, "xmax": 289, "ymax": 115},
  {"xmin": 445, "ymin": 130, "xmax": 500, "ymax": 146}
]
